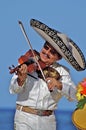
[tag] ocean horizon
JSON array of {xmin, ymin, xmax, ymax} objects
[{"xmin": 0, "ymin": 108, "xmax": 77, "ymax": 130}]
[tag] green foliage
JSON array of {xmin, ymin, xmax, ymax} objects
[{"xmin": 77, "ymin": 98, "xmax": 86, "ymax": 109}]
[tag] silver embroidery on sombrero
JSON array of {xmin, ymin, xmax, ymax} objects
[{"xmin": 30, "ymin": 19, "xmax": 86, "ymax": 71}]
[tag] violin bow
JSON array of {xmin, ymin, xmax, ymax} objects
[{"xmin": 18, "ymin": 20, "xmax": 46, "ymax": 81}]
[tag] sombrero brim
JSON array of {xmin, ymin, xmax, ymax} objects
[{"xmin": 30, "ymin": 19, "xmax": 86, "ymax": 71}]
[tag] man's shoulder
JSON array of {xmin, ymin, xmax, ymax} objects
[{"xmin": 52, "ymin": 62, "xmax": 70, "ymax": 75}]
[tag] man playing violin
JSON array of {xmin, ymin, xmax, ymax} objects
[
  {"xmin": 9, "ymin": 19, "xmax": 86, "ymax": 130},
  {"xmin": 9, "ymin": 41, "xmax": 76, "ymax": 130}
]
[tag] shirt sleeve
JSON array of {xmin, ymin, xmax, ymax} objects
[
  {"xmin": 9, "ymin": 73, "xmax": 27, "ymax": 94},
  {"xmin": 61, "ymin": 74, "xmax": 77, "ymax": 100},
  {"xmin": 55, "ymin": 66, "xmax": 77, "ymax": 100}
]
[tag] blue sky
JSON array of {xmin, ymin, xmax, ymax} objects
[{"xmin": 0, "ymin": 0, "xmax": 86, "ymax": 110}]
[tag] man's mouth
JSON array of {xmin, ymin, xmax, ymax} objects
[{"xmin": 42, "ymin": 52, "xmax": 50, "ymax": 59}]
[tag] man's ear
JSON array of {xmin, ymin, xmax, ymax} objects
[
  {"xmin": 56, "ymin": 55, "xmax": 62, "ymax": 60},
  {"xmin": 59, "ymin": 55, "xmax": 62, "ymax": 60}
]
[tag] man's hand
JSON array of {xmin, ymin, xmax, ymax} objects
[
  {"xmin": 46, "ymin": 77, "xmax": 62, "ymax": 91},
  {"xmin": 17, "ymin": 64, "xmax": 28, "ymax": 86}
]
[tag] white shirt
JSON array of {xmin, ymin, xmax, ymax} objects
[{"xmin": 9, "ymin": 63, "xmax": 76, "ymax": 110}]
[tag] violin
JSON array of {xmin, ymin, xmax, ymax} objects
[
  {"xmin": 9, "ymin": 49, "xmax": 47, "ymax": 75},
  {"xmin": 9, "ymin": 49, "xmax": 61, "ymax": 81}
]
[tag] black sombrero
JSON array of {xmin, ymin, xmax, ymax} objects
[{"xmin": 30, "ymin": 19, "xmax": 86, "ymax": 71}]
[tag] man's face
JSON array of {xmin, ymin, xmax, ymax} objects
[{"xmin": 40, "ymin": 42, "xmax": 61, "ymax": 65}]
